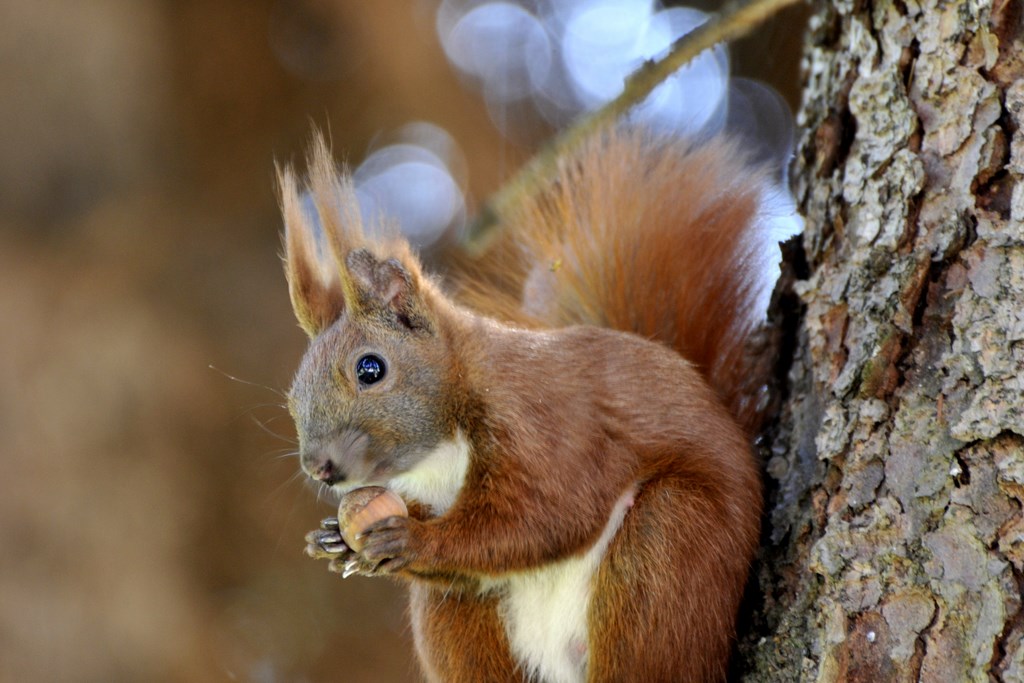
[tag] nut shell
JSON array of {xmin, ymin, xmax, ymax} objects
[{"xmin": 337, "ymin": 486, "xmax": 408, "ymax": 552}]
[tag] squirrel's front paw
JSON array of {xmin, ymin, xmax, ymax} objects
[
  {"xmin": 304, "ymin": 516, "xmax": 356, "ymax": 562},
  {"xmin": 304, "ymin": 517, "xmax": 378, "ymax": 578},
  {"xmin": 355, "ymin": 515, "xmax": 415, "ymax": 574}
]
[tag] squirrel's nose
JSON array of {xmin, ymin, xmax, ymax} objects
[
  {"xmin": 305, "ymin": 456, "xmax": 346, "ymax": 485},
  {"xmin": 300, "ymin": 429, "xmax": 369, "ymax": 485},
  {"xmin": 301, "ymin": 447, "xmax": 348, "ymax": 485}
]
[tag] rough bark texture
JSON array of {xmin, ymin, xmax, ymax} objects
[{"xmin": 740, "ymin": 0, "xmax": 1024, "ymax": 680}]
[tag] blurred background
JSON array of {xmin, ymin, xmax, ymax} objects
[{"xmin": 0, "ymin": 1, "xmax": 804, "ymax": 681}]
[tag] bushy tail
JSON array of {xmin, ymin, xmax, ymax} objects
[{"xmin": 457, "ymin": 129, "xmax": 789, "ymax": 434}]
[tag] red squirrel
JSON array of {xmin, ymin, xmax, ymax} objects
[{"xmin": 281, "ymin": 129, "xmax": 778, "ymax": 682}]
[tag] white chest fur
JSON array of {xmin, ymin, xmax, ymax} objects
[
  {"xmin": 387, "ymin": 432, "xmax": 471, "ymax": 515},
  {"xmin": 481, "ymin": 488, "xmax": 636, "ymax": 683}
]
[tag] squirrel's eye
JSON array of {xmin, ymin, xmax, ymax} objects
[{"xmin": 355, "ymin": 354, "xmax": 386, "ymax": 386}]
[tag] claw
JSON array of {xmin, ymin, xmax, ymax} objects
[
  {"xmin": 304, "ymin": 529, "xmax": 339, "ymax": 544},
  {"xmin": 343, "ymin": 559, "xmax": 360, "ymax": 579},
  {"xmin": 318, "ymin": 531, "xmax": 343, "ymax": 544},
  {"xmin": 321, "ymin": 516, "xmax": 340, "ymax": 530}
]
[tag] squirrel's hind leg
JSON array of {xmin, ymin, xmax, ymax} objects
[
  {"xmin": 408, "ymin": 582, "xmax": 524, "ymax": 683},
  {"xmin": 587, "ymin": 474, "xmax": 748, "ymax": 683}
]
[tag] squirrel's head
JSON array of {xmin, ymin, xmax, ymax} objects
[{"xmin": 279, "ymin": 137, "xmax": 464, "ymax": 496}]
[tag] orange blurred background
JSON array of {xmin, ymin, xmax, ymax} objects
[{"xmin": 0, "ymin": 2, "xmax": 802, "ymax": 681}]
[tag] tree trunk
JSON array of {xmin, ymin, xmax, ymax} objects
[{"xmin": 740, "ymin": 0, "xmax": 1024, "ymax": 680}]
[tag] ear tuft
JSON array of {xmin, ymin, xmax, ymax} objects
[
  {"xmin": 278, "ymin": 162, "xmax": 346, "ymax": 337},
  {"xmin": 277, "ymin": 131, "xmax": 432, "ymax": 337}
]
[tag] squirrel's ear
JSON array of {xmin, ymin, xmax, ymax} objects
[
  {"xmin": 346, "ymin": 248, "xmax": 433, "ymax": 332},
  {"xmin": 278, "ymin": 165, "xmax": 346, "ymax": 338}
]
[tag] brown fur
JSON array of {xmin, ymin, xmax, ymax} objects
[
  {"xmin": 280, "ymin": 130, "xmax": 769, "ymax": 682},
  {"xmin": 457, "ymin": 131, "xmax": 771, "ymax": 433},
  {"xmin": 409, "ymin": 583, "xmax": 523, "ymax": 682}
]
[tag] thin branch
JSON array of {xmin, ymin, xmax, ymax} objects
[{"xmin": 464, "ymin": 0, "xmax": 804, "ymax": 253}]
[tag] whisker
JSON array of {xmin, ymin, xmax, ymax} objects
[
  {"xmin": 236, "ymin": 402, "xmax": 290, "ymax": 416},
  {"xmin": 267, "ymin": 467, "xmax": 308, "ymax": 501},
  {"xmin": 256, "ymin": 412, "xmax": 296, "ymax": 428},
  {"xmin": 266, "ymin": 470, "xmax": 314, "ymax": 558},
  {"xmin": 226, "ymin": 403, "xmax": 289, "ymax": 431},
  {"xmin": 209, "ymin": 364, "xmax": 288, "ymax": 399},
  {"xmin": 249, "ymin": 414, "xmax": 298, "ymax": 445},
  {"xmin": 271, "ymin": 450, "xmax": 301, "ymax": 461}
]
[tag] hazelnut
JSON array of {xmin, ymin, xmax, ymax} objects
[{"xmin": 337, "ymin": 486, "xmax": 408, "ymax": 552}]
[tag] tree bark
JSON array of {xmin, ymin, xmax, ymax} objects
[{"xmin": 740, "ymin": 0, "xmax": 1024, "ymax": 680}]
